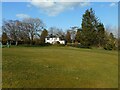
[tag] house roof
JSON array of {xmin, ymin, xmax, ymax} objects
[
  {"xmin": 46, "ymin": 34, "xmax": 58, "ymax": 38},
  {"xmin": 46, "ymin": 34, "xmax": 65, "ymax": 40}
]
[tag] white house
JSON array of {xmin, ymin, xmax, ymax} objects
[{"xmin": 45, "ymin": 35, "xmax": 65, "ymax": 44}]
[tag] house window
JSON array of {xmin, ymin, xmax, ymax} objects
[{"xmin": 47, "ymin": 38, "xmax": 49, "ymax": 40}]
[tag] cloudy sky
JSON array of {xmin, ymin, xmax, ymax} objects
[{"xmin": 1, "ymin": 1, "xmax": 118, "ymax": 36}]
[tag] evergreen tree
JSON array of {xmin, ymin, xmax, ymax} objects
[
  {"xmin": 75, "ymin": 29, "xmax": 81, "ymax": 43},
  {"xmin": 97, "ymin": 23, "xmax": 106, "ymax": 47},
  {"xmin": 40, "ymin": 29, "xmax": 48, "ymax": 44},
  {"xmin": 109, "ymin": 33, "xmax": 116, "ymax": 48},
  {"xmin": 65, "ymin": 31, "xmax": 71, "ymax": 43},
  {"xmin": 118, "ymin": 38, "xmax": 120, "ymax": 50},
  {"xmin": 81, "ymin": 8, "xmax": 99, "ymax": 47},
  {"xmin": 104, "ymin": 32, "xmax": 116, "ymax": 50},
  {"xmin": 2, "ymin": 32, "xmax": 8, "ymax": 44}
]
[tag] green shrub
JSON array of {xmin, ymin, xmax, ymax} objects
[{"xmin": 104, "ymin": 44, "xmax": 113, "ymax": 50}]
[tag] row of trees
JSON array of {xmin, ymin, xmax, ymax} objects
[
  {"xmin": 2, "ymin": 18, "xmax": 66, "ymax": 46},
  {"xmin": 75, "ymin": 8, "xmax": 117, "ymax": 50},
  {"xmin": 1, "ymin": 8, "xmax": 118, "ymax": 50},
  {"xmin": 64, "ymin": 8, "xmax": 117, "ymax": 50},
  {"xmin": 2, "ymin": 18, "xmax": 46, "ymax": 45}
]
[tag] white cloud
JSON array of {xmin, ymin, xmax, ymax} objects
[
  {"xmin": 1, "ymin": 0, "xmax": 119, "ymax": 2},
  {"xmin": 29, "ymin": 0, "xmax": 90, "ymax": 16},
  {"xmin": 109, "ymin": 2, "xmax": 117, "ymax": 7},
  {"xmin": 16, "ymin": 14, "xmax": 30, "ymax": 19},
  {"xmin": 79, "ymin": 2, "xmax": 90, "ymax": 7}
]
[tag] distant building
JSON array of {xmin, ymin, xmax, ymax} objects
[{"xmin": 45, "ymin": 34, "xmax": 65, "ymax": 44}]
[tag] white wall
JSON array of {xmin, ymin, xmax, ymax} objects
[{"xmin": 45, "ymin": 37, "xmax": 65, "ymax": 44}]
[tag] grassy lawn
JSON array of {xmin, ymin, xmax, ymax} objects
[{"xmin": 2, "ymin": 46, "xmax": 118, "ymax": 88}]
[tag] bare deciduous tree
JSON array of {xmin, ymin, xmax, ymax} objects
[
  {"xmin": 2, "ymin": 20, "xmax": 20, "ymax": 45},
  {"xmin": 23, "ymin": 18, "xmax": 45, "ymax": 44}
]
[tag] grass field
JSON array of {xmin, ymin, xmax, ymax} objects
[{"xmin": 2, "ymin": 46, "xmax": 118, "ymax": 88}]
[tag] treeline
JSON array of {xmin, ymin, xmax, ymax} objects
[
  {"xmin": 2, "ymin": 18, "xmax": 47, "ymax": 45},
  {"xmin": 1, "ymin": 18, "xmax": 65, "ymax": 46},
  {"xmin": 73, "ymin": 8, "xmax": 117, "ymax": 50},
  {"xmin": 1, "ymin": 8, "xmax": 118, "ymax": 50}
]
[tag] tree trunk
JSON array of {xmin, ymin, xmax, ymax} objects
[{"xmin": 15, "ymin": 41, "xmax": 18, "ymax": 46}]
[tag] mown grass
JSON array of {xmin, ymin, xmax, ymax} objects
[{"xmin": 2, "ymin": 46, "xmax": 118, "ymax": 88}]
